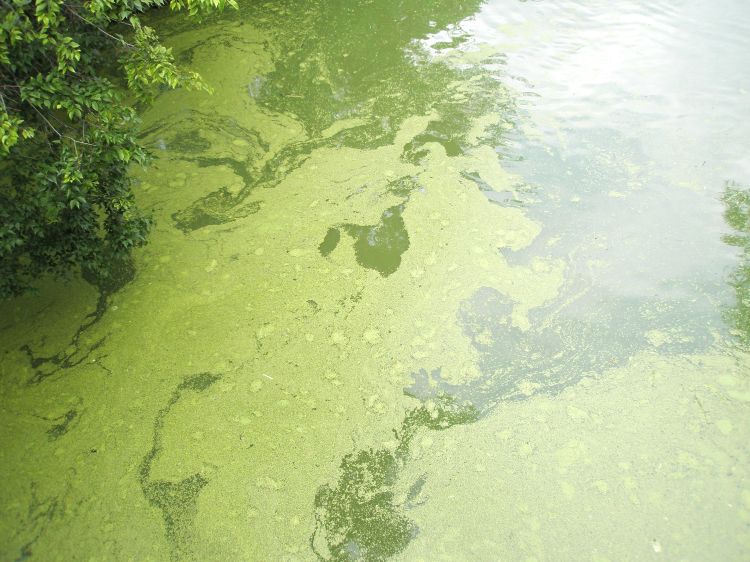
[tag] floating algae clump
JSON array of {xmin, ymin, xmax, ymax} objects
[
  {"xmin": 312, "ymin": 395, "xmax": 478, "ymax": 561},
  {"xmin": 139, "ymin": 373, "xmax": 221, "ymax": 561}
]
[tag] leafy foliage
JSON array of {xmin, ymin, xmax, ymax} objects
[{"xmin": 0, "ymin": 0, "xmax": 236, "ymax": 297}]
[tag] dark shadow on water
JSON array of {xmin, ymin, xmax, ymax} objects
[{"xmin": 20, "ymin": 257, "xmax": 136, "ymax": 385}]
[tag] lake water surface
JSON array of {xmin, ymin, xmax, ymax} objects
[{"xmin": 2, "ymin": 0, "xmax": 749, "ymax": 560}]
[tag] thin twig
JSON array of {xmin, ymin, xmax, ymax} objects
[
  {"xmin": 29, "ymin": 103, "xmax": 62, "ymax": 138},
  {"xmin": 27, "ymin": 108, "xmax": 94, "ymax": 147},
  {"xmin": 65, "ymin": 136, "xmax": 95, "ymax": 146},
  {"xmin": 67, "ymin": 9, "xmax": 135, "ymax": 48}
]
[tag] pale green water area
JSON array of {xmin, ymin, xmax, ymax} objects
[{"xmin": 3, "ymin": 0, "xmax": 750, "ymax": 560}]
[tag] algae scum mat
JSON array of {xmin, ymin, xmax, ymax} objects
[{"xmin": 2, "ymin": 0, "xmax": 750, "ymax": 560}]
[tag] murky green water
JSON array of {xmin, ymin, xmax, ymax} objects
[{"xmin": 2, "ymin": 1, "xmax": 750, "ymax": 560}]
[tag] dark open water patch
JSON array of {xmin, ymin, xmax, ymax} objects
[
  {"xmin": 318, "ymin": 205, "xmax": 410, "ymax": 276},
  {"xmin": 319, "ymin": 228, "xmax": 341, "ymax": 257}
]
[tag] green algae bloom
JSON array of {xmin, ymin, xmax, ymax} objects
[{"xmin": 1, "ymin": 1, "xmax": 750, "ymax": 561}]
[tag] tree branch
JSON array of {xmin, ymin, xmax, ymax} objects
[
  {"xmin": 29, "ymin": 103, "xmax": 62, "ymax": 138},
  {"xmin": 66, "ymin": 8, "xmax": 135, "ymax": 49}
]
